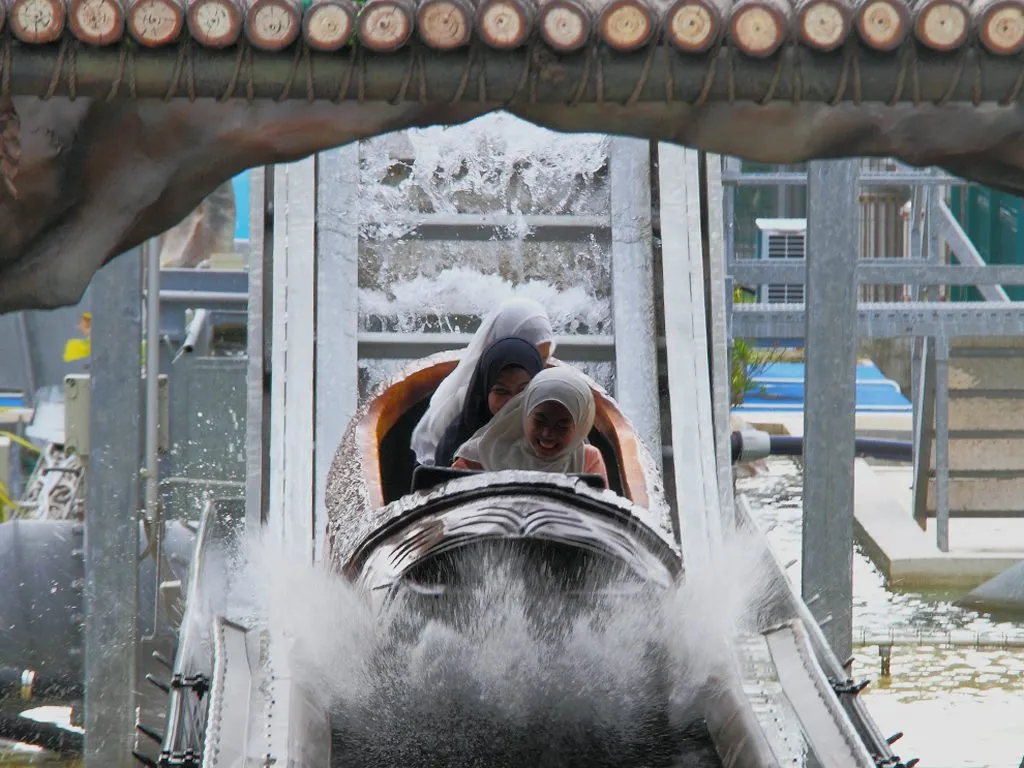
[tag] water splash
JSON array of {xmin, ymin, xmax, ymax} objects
[
  {"xmin": 354, "ymin": 113, "xmax": 614, "ymax": 341},
  {"xmin": 232, "ymin": 523, "xmax": 781, "ymax": 767}
]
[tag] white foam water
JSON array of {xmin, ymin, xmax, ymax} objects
[{"xmin": 232, "ymin": 524, "xmax": 781, "ymax": 768}]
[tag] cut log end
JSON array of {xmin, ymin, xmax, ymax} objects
[
  {"xmin": 539, "ymin": 0, "xmax": 591, "ymax": 52},
  {"xmin": 303, "ymin": 0, "xmax": 355, "ymax": 50},
  {"xmin": 127, "ymin": 0, "xmax": 184, "ymax": 46},
  {"xmin": 10, "ymin": 0, "xmax": 67, "ymax": 42},
  {"xmin": 245, "ymin": 0, "xmax": 301, "ymax": 50},
  {"xmin": 855, "ymin": 0, "xmax": 907, "ymax": 50},
  {"xmin": 980, "ymin": 1, "xmax": 1023, "ymax": 54},
  {"xmin": 187, "ymin": 0, "xmax": 242, "ymax": 47},
  {"xmin": 69, "ymin": 0, "xmax": 125, "ymax": 45},
  {"xmin": 798, "ymin": 0, "xmax": 849, "ymax": 49},
  {"xmin": 730, "ymin": 2, "xmax": 786, "ymax": 57},
  {"xmin": 599, "ymin": 0, "xmax": 654, "ymax": 51},
  {"xmin": 477, "ymin": 0, "xmax": 531, "ymax": 49},
  {"xmin": 416, "ymin": 0, "xmax": 471, "ymax": 50},
  {"xmin": 666, "ymin": 0, "xmax": 721, "ymax": 52},
  {"xmin": 914, "ymin": 0, "xmax": 968, "ymax": 50},
  {"xmin": 357, "ymin": 0, "xmax": 413, "ymax": 51}
]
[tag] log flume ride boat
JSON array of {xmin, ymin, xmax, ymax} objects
[{"xmin": 148, "ymin": 352, "xmax": 911, "ymax": 768}]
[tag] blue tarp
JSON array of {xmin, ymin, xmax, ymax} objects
[
  {"xmin": 735, "ymin": 361, "xmax": 912, "ymax": 412},
  {"xmin": 232, "ymin": 172, "xmax": 251, "ymax": 241}
]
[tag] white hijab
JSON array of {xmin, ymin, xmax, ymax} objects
[
  {"xmin": 411, "ymin": 298, "xmax": 555, "ymax": 465},
  {"xmin": 454, "ymin": 366, "xmax": 596, "ymax": 474}
]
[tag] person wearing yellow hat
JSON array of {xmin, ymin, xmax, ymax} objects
[{"xmin": 62, "ymin": 312, "xmax": 91, "ymax": 363}]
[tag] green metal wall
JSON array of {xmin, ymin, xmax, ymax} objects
[{"xmin": 950, "ymin": 186, "xmax": 1024, "ymax": 301}]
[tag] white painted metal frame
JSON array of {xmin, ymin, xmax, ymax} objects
[
  {"xmin": 314, "ymin": 144, "xmax": 361, "ymax": 562},
  {"xmin": 657, "ymin": 143, "xmax": 723, "ymax": 566},
  {"xmin": 704, "ymin": 155, "xmax": 736, "ymax": 528},
  {"xmin": 609, "ymin": 138, "xmax": 662, "ymax": 470},
  {"xmin": 245, "ymin": 166, "xmax": 267, "ymax": 531},
  {"xmin": 269, "ymin": 157, "xmax": 317, "ymax": 560}
]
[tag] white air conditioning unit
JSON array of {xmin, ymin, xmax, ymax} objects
[{"xmin": 755, "ymin": 218, "xmax": 806, "ymax": 304}]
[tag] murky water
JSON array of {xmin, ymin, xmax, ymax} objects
[{"xmin": 739, "ymin": 457, "xmax": 1024, "ymax": 768}]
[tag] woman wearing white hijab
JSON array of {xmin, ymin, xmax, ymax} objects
[
  {"xmin": 411, "ymin": 298, "xmax": 555, "ymax": 466},
  {"xmin": 452, "ymin": 367, "xmax": 608, "ymax": 483}
]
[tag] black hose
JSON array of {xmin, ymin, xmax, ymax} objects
[
  {"xmin": 0, "ymin": 667, "xmax": 83, "ymax": 704},
  {"xmin": 767, "ymin": 435, "xmax": 913, "ymax": 463},
  {"xmin": 0, "ymin": 712, "xmax": 82, "ymax": 754}
]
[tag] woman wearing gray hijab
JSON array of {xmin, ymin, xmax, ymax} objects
[{"xmin": 453, "ymin": 367, "xmax": 607, "ymax": 483}]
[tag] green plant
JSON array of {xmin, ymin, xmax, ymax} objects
[{"xmin": 730, "ymin": 286, "xmax": 785, "ymax": 406}]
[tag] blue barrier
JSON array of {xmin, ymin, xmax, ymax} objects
[{"xmin": 735, "ymin": 361, "xmax": 912, "ymax": 413}]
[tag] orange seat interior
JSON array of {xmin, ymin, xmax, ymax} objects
[{"xmin": 356, "ymin": 359, "xmax": 651, "ymax": 510}]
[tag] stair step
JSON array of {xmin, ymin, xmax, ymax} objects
[
  {"xmin": 951, "ymin": 336, "xmax": 1024, "ymax": 351},
  {"xmin": 948, "ymin": 357, "xmax": 1024, "ymax": 391},
  {"xmin": 931, "ymin": 437, "xmax": 1024, "ymax": 472},
  {"xmin": 946, "ymin": 398, "xmax": 1024, "ymax": 431},
  {"xmin": 926, "ymin": 476, "xmax": 1024, "ymax": 514}
]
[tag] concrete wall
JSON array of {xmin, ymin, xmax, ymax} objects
[{"xmin": 859, "ymin": 337, "xmax": 913, "ymax": 396}]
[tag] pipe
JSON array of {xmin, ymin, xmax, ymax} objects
[
  {"xmin": 144, "ymin": 240, "xmax": 163, "ymax": 633},
  {"xmin": 0, "ymin": 712, "xmax": 83, "ymax": 754},
  {"xmin": 0, "ymin": 667, "xmax": 83, "ymax": 703},
  {"xmin": 730, "ymin": 430, "xmax": 914, "ymax": 464},
  {"xmin": 769, "ymin": 435, "xmax": 913, "ymax": 463}
]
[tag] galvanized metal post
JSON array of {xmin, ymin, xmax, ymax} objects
[
  {"xmin": 268, "ymin": 157, "xmax": 317, "ymax": 559},
  {"xmin": 802, "ymin": 160, "xmax": 859, "ymax": 662},
  {"xmin": 142, "ymin": 240, "xmax": 162, "ymax": 631},
  {"xmin": 701, "ymin": 153, "xmax": 737, "ymax": 530},
  {"xmin": 934, "ymin": 335, "xmax": 951, "ymax": 552},
  {"xmin": 84, "ymin": 248, "xmax": 143, "ymax": 768},
  {"xmin": 245, "ymin": 166, "xmax": 269, "ymax": 531},
  {"xmin": 314, "ymin": 144, "xmax": 360, "ymax": 562},
  {"xmin": 609, "ymin": 138, "xmax": 662, "ymax": 471}
]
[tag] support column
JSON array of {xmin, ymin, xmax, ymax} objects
[
  {"xmin": 314, "ymin": 144, "xmax": 360, "ymax": 562},
  {"xmin": 701, "ymin": 153, "xmax": 736, "ymax": 531},
  {"xmin": 609, "ymin": 138, "xmax": 661, "ymax": 470},
  {"xmin": 268, "ymin": 157, "xmax": 317, "ymax": 559},
  {"xmin": 657, "ymin": 143, "xmax": 722, "ymax": 567},
  {"xmin": 934, "ymin": 335, "xmax": 951, "ymax": 552},
  {"xmin": 245, "ymin": 166, "xmax": 270, "ymax": 531},
  {"xmin": 84, "ymin": 248, "xmax": 143, "ymax": 768},
  {"xmin": 802, "ymin": 160, "xmax": 859, "ymax": 663}
]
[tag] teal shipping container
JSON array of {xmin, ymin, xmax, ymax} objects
[{"xmin": 950, "ymin": 186, "xmax": 1024, "ymax": 301}]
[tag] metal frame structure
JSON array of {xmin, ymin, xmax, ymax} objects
[
  {"xmin": 722, "ymin": 160, "xmax": 1024, "ymax": 557},
  {"xmin": 83, "ymin": 249, "xmax": 144, "ymax": 768}
]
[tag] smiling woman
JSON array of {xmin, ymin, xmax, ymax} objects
[{"xmin": 452, "ymin": 366, "xmax": 609, "ymax": 485}]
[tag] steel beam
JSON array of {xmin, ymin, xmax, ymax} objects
[
  {"xmin": 314, "ymin": 145, "xmax": 360, "ymax": 562},
  {"xmin": 730, "ymin": 261, "xmax": 1024, "ymax": 285},
  {"xmin": 722, "ymin": 171, "xmax": 967, "ymax": 187},
  {"xmin": 731, "ymin": 302, "xmax": 1024, "ymax": 339},
  {"xmin": 657, "ymin": 143, "xmax": 723, "ymax": 566},
  {"xmin": 356, "ymin": 331, "xmax": 615, "ymax": 362},
  {"xmin": 702, "ymin": 153, "xmax": 737, "ymax": 531},
  {"xmin": 362, "ymin": 213, "xmax": 609, "ymax": 242},
  {"xmin": 84, "ymin": 248, "xmax": 143, "ymax": 768},
  {"xmin": 934, "ymin": 336, "xmax": 951, "ymax": 552},
  {"xmin": 245, "ymin": 167, "xmax": 268, "ymax": 530},
  {"xmin": 268, "ymin": 157, "xmax": 317, "ymax": 559},
  {"xmin": 802, "ymin": 160, "xmax": 859, "ymax": 663},
  {"xmin": 609, "ymin": 138, "xmax": 661, "ymax": 470}
]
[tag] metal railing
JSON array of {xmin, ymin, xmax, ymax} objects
[{"xmin": 721, "ymin": 159, "xmax": 1024, "ymax": 554}]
